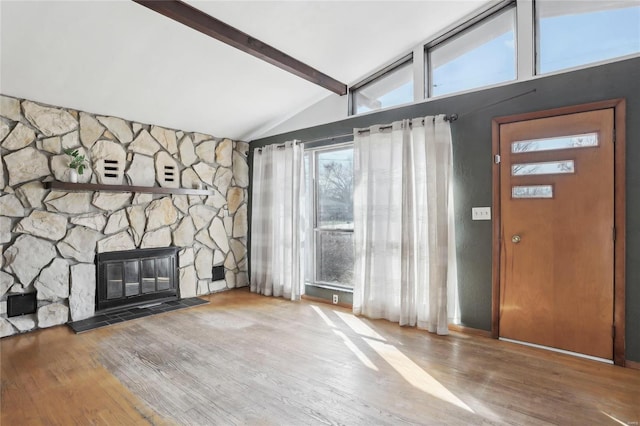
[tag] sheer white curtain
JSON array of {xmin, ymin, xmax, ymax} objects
[
  {"xmin": 353, "ymin": 116, "xmax": 454, "ymax": 335},
  {"xmin": 250, "ymin": 141, "xmax": 305, "ymax": 300}
]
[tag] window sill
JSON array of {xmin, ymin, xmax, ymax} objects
[{"xmin": 306, "ymin": 282, "xmax": 354, "ymax": 293}]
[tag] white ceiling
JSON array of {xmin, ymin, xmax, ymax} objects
[{"xmin": 0, "ymin": 1, "xmax": 490, "ymax": 141}]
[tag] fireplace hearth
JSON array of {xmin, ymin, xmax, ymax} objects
[{"xmin": 96, "ymin": 247, "xmax": 179, "ymax": 313}]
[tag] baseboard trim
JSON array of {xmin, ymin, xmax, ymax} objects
[
  {"xmin": 448, "ymin": 324, "xmax": 492, "ymax": 338},
  {"xmin": 301, "ymin": 294, "xmax": 352, "ymax": 309},
  {"xmin": 625, "ymin": 360, "xmax": 640, "ymax": 370}
]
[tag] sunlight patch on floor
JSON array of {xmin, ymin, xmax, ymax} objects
[
  {"xmin": 601, "ymin": 411, "xmax": 633, "ymax": 426},
  {"xmin": 310, "ymin": 305, "xmax": 337, "ymax": 328},
  {"xmin": 334, "ymin": 311, "xmax": 386, "ymax": 341},
  {"xmin": 311, "ymin": 305, "xmax": 378, "ymax": 370},
  {"xmin": 364, "ymin": 337, "xmax": 474, "ymax": 413},
  {"xmin": 333, "ymin": 330, "xmax": 379, "ymax": 371},
  {"xmin": 311, "ymin": 304, "xmax": 473, "ymax": 413}
]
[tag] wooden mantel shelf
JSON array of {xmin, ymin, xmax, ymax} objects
[{"xmin": 45, "ymin": 181, "xmax": 212, "ymax": 196}]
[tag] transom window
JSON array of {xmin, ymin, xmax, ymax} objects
[
  {"xmin": 347, "ymin": 0, "xmax": 638, "ymax": 116},
  {"xmin": 536, "ymin": 1, "xmax": 640, "ymax": 74},
  {"xmin": 428, "ymin": 5, "xmax": 516, "ymax": 97},
  {"xmin": 350, "ymin": 56, "xmax": 413, "ymax": 115}
]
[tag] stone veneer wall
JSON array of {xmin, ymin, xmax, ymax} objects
[{"xmin": 0, "ymin": 95, "xmax": 249, "ymax": 337}]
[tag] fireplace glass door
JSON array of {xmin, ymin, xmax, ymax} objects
[
  {"xmin": 97, "ymin": 247, "xmax": 179, "ymax": 312},
  {"xmin": 106, "ymin": 263, "xmax": 123, "ymax": 299}
]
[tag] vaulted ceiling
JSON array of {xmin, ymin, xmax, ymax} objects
[{"xmin": 0, "ymin": 1, "xmax": 490, "ymax": 141}]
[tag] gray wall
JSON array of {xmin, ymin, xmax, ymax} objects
[{"xmin": 251, "ymin": 57, "xmax": 640, "ymax": 362}]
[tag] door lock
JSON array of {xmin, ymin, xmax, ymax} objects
[{"xmin": 512, "ymin": 235, "xmax": 521, "ymax": 244}]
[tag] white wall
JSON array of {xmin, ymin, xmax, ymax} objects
[{"xmin": 256, "ymin": 94, "xmax": 349, "ymax": 140}]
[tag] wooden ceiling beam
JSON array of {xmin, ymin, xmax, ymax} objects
[{"xmin": 132, "ymin": 0, "xmax": 347, "ymax": 95}]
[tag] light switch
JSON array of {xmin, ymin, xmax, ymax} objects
[{"xmin": 472, "ymin": 207, "xmax": 491, "ymax": 221}]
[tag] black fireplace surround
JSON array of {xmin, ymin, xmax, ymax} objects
[{"xmin": 96, "ymin": 247, "xmax": 179, "ymax": 313}]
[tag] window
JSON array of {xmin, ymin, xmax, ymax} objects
[
  {"xmin": 511, "ymin": 160, "xmax": 575, "ymax": 176},
  {"xmin": 428, "ymin": 5, "xmax": 516, "ymax": 97},
  {"xmin": 536, "ymin": 1, "xmax": 640, "ymax": 74},
  {"xmin": 512, "ymin": 185, "xmax": 554, "ymax": 199},
  {"xmin": 350, "ymin": 56, "xmax": 413, "ymax": 115},
  {"xmin": 305, "ymin": 146, "xmax": 354, "ymax": 289},
  {"xmin": 512, "ymin": 133, "xmax": 598, "ymax": 153},
  {"xmin": 347, "ymin": 0, "xmax": 638, "ymax": 116}
]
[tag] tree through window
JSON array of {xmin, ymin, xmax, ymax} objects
[{"xmin": 306, "ymin": 146, "xmax": 355, "ymax": 288}]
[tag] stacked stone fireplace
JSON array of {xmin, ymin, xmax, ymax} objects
[{"xmin": 0, "ymin": 95, "xmax": 250, "ymax": 337}]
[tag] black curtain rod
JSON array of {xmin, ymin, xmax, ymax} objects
[
  {"xmin": 254, "ymin": 86, "xmax": 537, "ymax": 151},
  {"xmin": 254, "ymin": 140, "xmax": 301, "ymax": 152},
  {"xmin": 298, "ymin": 113, "xmax": 458, "ymax": 145},
  {"xmin": 300, "ymin": 88, "xmax": 536, "ymax": 145},
  {"xmin": 356, "ymin": 114, "xmax": 458, "ymax": 134}
]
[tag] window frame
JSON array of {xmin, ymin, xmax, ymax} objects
[
  {"xmin": 425, "ymin": 2, "xmax": 518, "ymax": 99},
  {"xmin": 305, "ymin": 142, "xmax": 355, "ymax": 291},
  {"xmin": 533, "ymin": 0, "xmax": 640, "ymax": 76},
  {"xmin": 346, "ymin": 0, "xmax": 639, "ymax": 115},
  {"xmin": 348, "ymin": 54, "xmax": 414, "ymax": 116}
]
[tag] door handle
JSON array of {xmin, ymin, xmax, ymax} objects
[{"xmin": 512, "ymin": 235, "xmax": 521, "ymax": 244}]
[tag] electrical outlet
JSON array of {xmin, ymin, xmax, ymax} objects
[
  {"xmin": 332, "ymin": 294, "xmax": 339, "ymax": 304},
  {"xmin": 472, "ymin": 207, "xmax": 491, "ymax": 221}
]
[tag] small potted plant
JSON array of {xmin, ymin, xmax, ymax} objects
[{"xmin": 63, "ymin": 148, "xmax": 88, "ymax": 183}]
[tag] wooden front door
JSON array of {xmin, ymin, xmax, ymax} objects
[{"xmin": 496, "ymin": 107, "xmax": 616, "ymax": 360}]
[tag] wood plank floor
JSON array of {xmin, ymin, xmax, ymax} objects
[{"xmin": 2, "ymin": 288, "xmax": 639, "ymax": 425}]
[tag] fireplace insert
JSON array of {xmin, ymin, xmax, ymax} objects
[{"xmin": 96, "ymin": 247, "xmax": 179, "ymax": 312}]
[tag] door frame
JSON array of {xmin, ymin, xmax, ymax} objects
[{"xmin": 491, "ymin": 99, "xmax": 626, "ymax": 366}]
